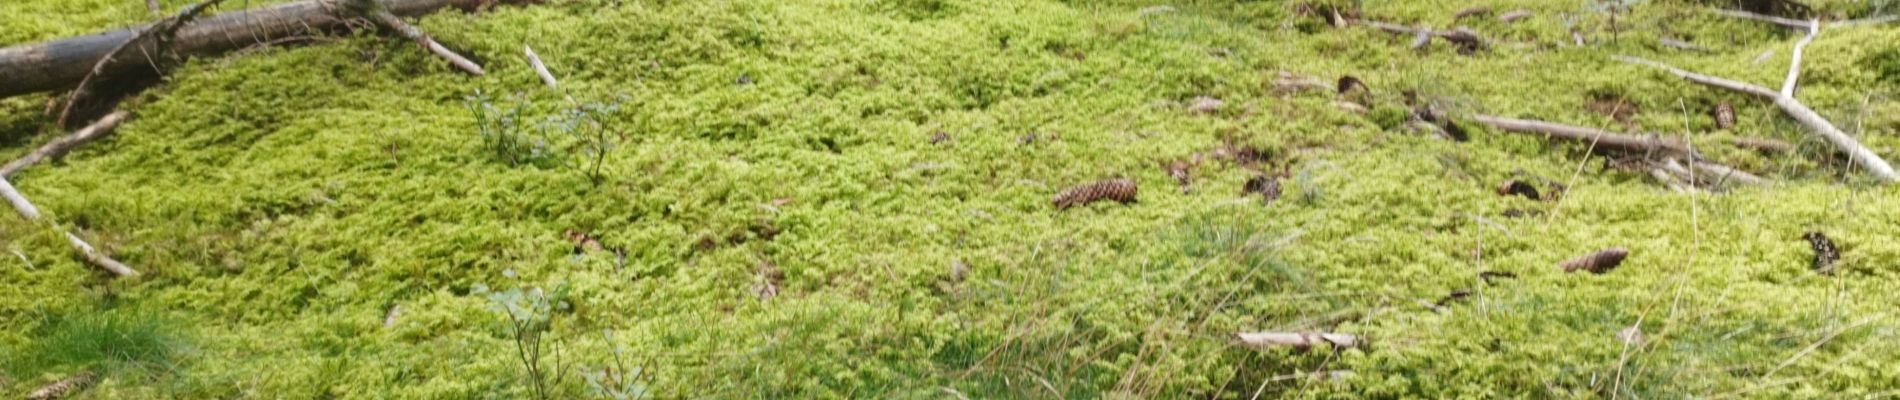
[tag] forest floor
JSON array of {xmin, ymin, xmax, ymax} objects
[{"xmin": 4, "ymin": 0, "xmax": 1900, "ymax": 398}]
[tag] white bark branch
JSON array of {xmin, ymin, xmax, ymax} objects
[
  {"xmin": 1615, "ymin": 56, "xmax": 1899, "ymax": 182},
  {"xmin": 1, "ymin": 111, "xmax": 131, "ymax": 177},
  {"xmin": 1236, "ymin": 332, "xmax": 1358, "ymax": 349},
  {"xmin": 1, "ymin": 176, "xmax": 41, "ymax": 220},
  {"xmin": 1782, "ymin": 21, "xmax": 1817, "ymax": 97},
  {"xmin": 3, "ymin": 166, "xmax": 140, "ymax": 277},
  {"xmin": 524, "ymin": 45, "xmax": 558, "ymax": 91},
  {"xmin": 367, "ymin": 11, "xmax": 485, "ymax": 76}
]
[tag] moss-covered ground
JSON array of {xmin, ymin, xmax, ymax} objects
[{"xmin": 4, "ymin": 0, "xmax": 1900, "ymax": 398}]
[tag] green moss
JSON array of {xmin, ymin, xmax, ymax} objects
[{"xmin": 3, "ymin": 0, "xmax": 1900, "ymax": 398}]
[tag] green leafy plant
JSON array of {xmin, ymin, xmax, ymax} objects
[
  {"xmin": 547, "ymin": 97, "xmax": 628, "ymax": 186},
  {"xmin": 476, "ymin": 281, "xmax": 573, "ymax": 400},
  {"xmin": 466, "ymin": 90, "xmax": 559, "ymax": 168}
]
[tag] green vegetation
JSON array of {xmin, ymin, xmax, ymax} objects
[{"xmin": 3, "ymin": 0, "xmax": 1899, "ymax": 398}]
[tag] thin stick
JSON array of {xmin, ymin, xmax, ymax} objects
[
  {"xmin": 1234, "ymin": 332, "xmax": 1357, "ymax": 349},
  {"xmin": 1781, "ymin": 21, "xmax": 1817, "ymax": 97},
  {"xmin": 1, "ymin": 177, "xmax": 139, "ymax": 277},
  {"xmin": 1710, "ymin": 9, "xmax": 1811, "ymax": 29},
  {"xmin": 1470, "ymin": 114, "xmax": 1695, "ymax": 157},
  {"xmin": 367, "ymin": 11, "xmax": 485, "ymax": 75},
  {"xmin": 147, "ymin": 0, "xmax": 161, "ymax": 12},
  {"xmin": 524, "ymin": 45, "xmax": 558, "ymax": 90},
  {"xmin": 1615, "ymin": 56, "xmax": 1899, "ymax": 182},
  {"xmin": 1, "ymin": 111, "xmax": 131, "ymax": 177},
  {"xmin": 66, "ymin": 232, "xmax": 138, "ymax": 277}
]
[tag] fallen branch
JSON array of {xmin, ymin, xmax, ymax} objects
[
  {"xmin": 58, "ymin": 0, "xmax": 222, "ymax": 128},
  {"xmin": 0, "ymin": 177, "xmax": 41, "ymax": 220},
  {"xmin": 1, "ymin": 111, "xmax": 132, "ymax": 177},
  {"xmin": 1, "ymin": 174, "xmax": 139, "ymax": 277},
  {"xmin": 362, "ymin": 6, "xmax": 485, "ymax": 76},
  {"xmin": 1356, "ymin": 20, "xmax": 1485, "ymax": 53},
  {"xmin": 147, "ymin": 0, "xmax": 161, "ymax": 13},
  {"xmin": 1615, "ymin": 56, "xmax": 1899, "ymax": 182},
  {"xmin": 1235, "ymin": 332, "xmax": 1358, "ymax": 350},
  {"xmin": 1730, "ymin": 137, "xmax": 1794, "ymax": 154},
  {"xmin": 1781, "ymin": 20, "xmax": 1817, "ymax": 97},
  {"xmin": 525, "ymin": 45, "xmax": 558, "ymax": 90},
  {"xmin": 1712, "ymin": 9, "xmax": 1900, "ymax": 29},
  {"xmin": 1470, "ymin": 114, "xmax": 1694, "ymax": 157},
  {"xmin": 0, "ymin": 0, "xmax": 532, "ymax": 98}
]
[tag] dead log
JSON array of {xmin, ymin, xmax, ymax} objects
[
  {"xmin": 1235, "ymin": 332, "xmax": 1357, "ymax": 350},
  {"xmin": 56, "ymin": 0, "xmax": 221, "ymax": 128},
  {"xmin": 2, "ymin": 111, "xmax": 132, "ymax": 177},
  {"xmin": 0, "ymin": 0, "xmax": 528, "ymax": 98},
  {"xmin": 1469, "ymin": 114, "xmax": 1694, "ymax": 157}
]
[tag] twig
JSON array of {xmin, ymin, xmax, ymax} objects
[
  {"xmin": 524, "ymin": 45, "xmax": 558, "ymax": 90},
  {"xmin": 1781, "ymin": 21, "xmax": 1817, "ymax": 97},
  {"xmin": 1713, "ymin": 9, "xmax": 1900, "ymax": 28},
  {"xmin": 1692, "ymin": 160, "xmax": 1767, "ymax": 186},
  {"xmin": 1615, "ymin": 56, "xmax": 1899, "ymax": 182},
  {"xmin": 1470, "ymin": 114, "xmax": 1694, "ymax": 157},
  {"xmin": 1659, "ymin": 37, "xmax": 1710, "ymax": 53},
  {"xmin": 1729, "ymin": 137, "xmax": 1794, "ymax": 154},
  {"xmin": 1710, "ymin": 9, "xmax": 1811, "ymax": 29},
  {"xmin": 366, "ymin": 10, "xmax": 485, "ymax": 75},
  {"xmin": 1235, "ymin": 332, "xmax": 1357, "ymax": 349},
  {"xmin": 66, "ymin": 232, "xmax": 138, "ymax": 277},
  {"xmin": 1, "ymin": 111, "xmax": 132, "ymax": 177},
  {"xmin": 147, "ymin": 0, "xmax": 161, "ymax": 12},
  {"xmin": 1355, "ymin": 20, "xmax": 1484, "ymax": 52},
  {"xmin": 1, "ymin": 177, "xmax": 139, "ymax": 277}
]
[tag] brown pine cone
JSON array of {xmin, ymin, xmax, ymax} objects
[
  {"xmin": 1559, "ymin": 247, "xmax": 1629, "ymax": 274},
  {"xmin": 1053, "ymin": 179, "xmax": 1138, "ymax": 210},
  {"xmin": 27, "ymin": 371, "xmax": 96, "ymax": 400},
  {"xmin": 1712, "ymin": 102, "xmax": 1736, "ymax": 130}
]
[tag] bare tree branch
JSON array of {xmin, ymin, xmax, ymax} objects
[
  {"xmin": 525, "ymin": 45, "xmax": 558, "ymax": 90},
  {"xmin": 2, "ymin": 111, "xmax": 131, "ymax": 177},
  {"xmin": 1, "ymin": 176, "xmax": 139, "ymax": 277},
  {"xmin": 1470, "ymin": 114, "xmax": 1695, "ymax": 157},
  {"xmin": 1782, "ymin": 21, "xmax": 1817, "ymax": 97},
  {"xmin": 1615, "ymin": 56, "xmax": 1899, "ymax": 182},
  {"xmin": 365, "ymin": 10, "xmax": 485, "ymax": 76}
]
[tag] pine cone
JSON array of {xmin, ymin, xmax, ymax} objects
[
  {"xmin": 1053, "ymin": 179, "xmax": 1138, "ymax": 210},
  {"xmin": 1712, "ymin": 102, "xmax": 1735, "ymax": 130},
  {"xmin": 27, "ymin": 371, "xmax": 96, "ymax": 400},
  {"xmin": 1243, "ymin": 175, "xmax": 1283, "ymax": 205},
  {"xmin": 1803, "ymin": 231, "xmax": 1839, "ymax": 275},
  {"xmin": 1496, "ymin": 179, "xmax": 1540, "ymax": 200},
  {"xmin": 1559, "ymin": 247, "xmax": 1629, "ymax": 274}
]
